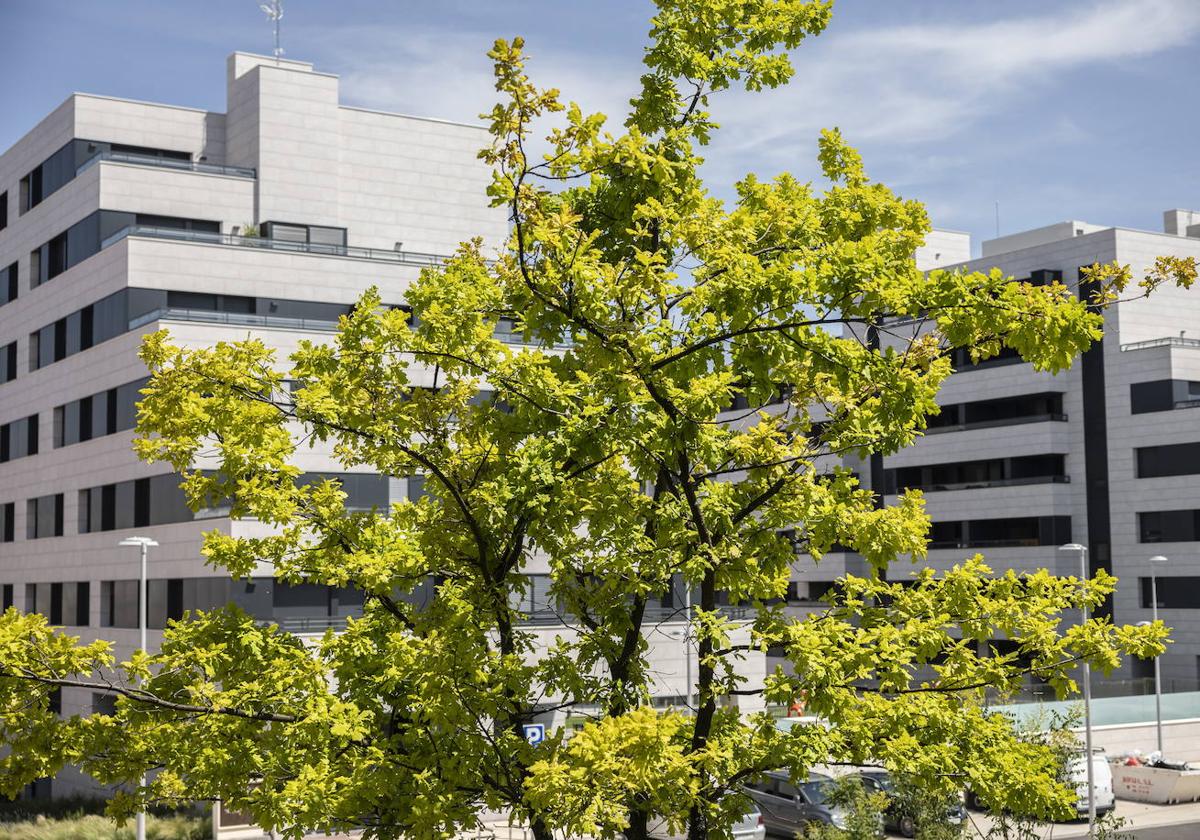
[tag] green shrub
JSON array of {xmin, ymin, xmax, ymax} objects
[{"xmin": 2, "ymin": 813, "xmax": 210, "ymax": 840}]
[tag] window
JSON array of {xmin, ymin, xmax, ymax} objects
[
  {"xmin": 26, "ymin": 494, "xmax": 63, "ymax": 539},
  {"xmin": 0, "ymin": 341, "xmax": 15, "ymax": 384},
  {"xmin": 23, "ymin": 581, "xmax": 88, "ymax": 625},
  {"xmin": 0, "ymin": 190, "xmax": 7, "ymax": 230},
  {"xmin": 928, "ymin": 516, "xmax": 1070, "ymax": 549},
  {"xmin": 0, "ymin": 414, "xmax": 38, "ymax": 462},
  {"xmin": 100, "ymin": 580, "xmax": 140, "ymax": 628},
  {"xmin": 0, "ymin": 502, "xmax": 13, "ymax": 542},
  {"xmin": 261, "ymin": 221, "xmax": 347, "ymax": 250},
  {"xmin": 1139, "ymin": 577, "xmax": 1200, "ymax": 609},
  {"xmin": 297, "ymin": 472, "xmax": 390, "ymax": 510},
  {"xmin": 30, "ymin": 288, "xmax": 137, "ymax": 371},
  {"xmin": 951, "ymin": 345, "xmax": 1023, "ymax": 371},
  {"xmin": 1, "ymin": 263, "xmax": 16, "ymax": 307},
  {"xmin": 1131, "ymin": 380, "xmax": 1200, "ymax": 414},
  {"xmin": 29, "ymin": 211, "xmax": 217, "ymax": 289},
  {"xmin": 1138, "ymin": 510, "xmax": 1200, "ymax": 543},
  {"xmin": 1136, "ymin": 443, "xmax": 1200, "ymax": 478},
  {"xmin": 2, "ymin": 584, "xmax": 13, "ymax": 610},
  {"xmin": 19, "ymin": 140, "xmax": 190, "ymax": 214},
  {"xmin": 886, "ymin": 454, "xmax": 1066, "ymax": 494},
  {"xmin": 1027, "ymin": 269, "xmax": 1063, "ymax": 286},
  {"xmin": 79, "ymin": 474, "xmax": 192, "ymax": 533},
  {"xmin": 54, "ymin": 377, "xmax": 147, "ymax": 448},
  {"xmin": 166, "ymin": 290, "xmax": 254, "ymax": 313},
  {"xmin": 926, "ymin": 392, "xmax": 1065, "ymax": 432}
]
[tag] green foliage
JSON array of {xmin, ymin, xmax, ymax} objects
[
  {"xmin": 2, "ymin": 814, "xmax": 208, "ymax": 840},
  {"xmin": 0, "ymin": 1, "xmax": 1188, "ymax": 839},
  {"xmin": 798, "ymin": 776, "xmax": 888, "ymax": 839}
]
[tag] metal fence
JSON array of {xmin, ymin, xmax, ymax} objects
[
  {"xmin": 105, "ymin": 224, "xmax": 453, "ymax": 266},
  {"xmin": 78, "ymin": 150, "xmax": 256, "ymax": 179}
]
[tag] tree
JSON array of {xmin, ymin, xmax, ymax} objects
[{"xmin": 0, "ymin": 1, "xmax": 1192, "ymax": 838}]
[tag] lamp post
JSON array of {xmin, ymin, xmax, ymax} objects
[
  {"xmin": 684, "ymin": 582, "xmax": 693, "ymax": 711},
  {"xmin": 1059, "ymin": 542, "xmax": 1094, "ymax": 838},
  {"xmin": 1148, "ymin": 555, "xmax": 1169, "ymax": 755},
  {"xmin": 119, "ymin": 536, "xmax": 158, "ymax": 840}
]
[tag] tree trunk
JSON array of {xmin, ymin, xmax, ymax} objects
[
  {"xmin": 624, "ymin": 808, "xmax": 649, "ymax": 840},
  {"xmin": 531, "ymin": 815, "xmax": 554, "ymax": 840}
]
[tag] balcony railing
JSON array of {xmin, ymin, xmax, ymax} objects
[
  {"xmin": 894, "ymin": 474, "xmax": 1070, "ymax": 494},
  {"xmin": 923, "ymin": 413, "xmax": 1068, "ymax": 435},
  {"xmin": 103, "ymin": 224, "xmax": 454, "ymax": 267},
  {"xmin": 1121, "ymin": 336, "xmax": 1200, "ymax": 352},
  {"xmin": 928, "ymin": 537, "xmax": 1043, "ymax": 549},
  {"xmin": 275, "ymin": 605, "xmax": 753, "ymax": 635},
  {"xmin": 129, "ymin": 306, "xmax": 342, "ymax": 333},
  {"xmin": 78, "ymin": 150, "xmax": 256, "ymax": 179}
]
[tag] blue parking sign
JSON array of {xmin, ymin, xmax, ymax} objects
[{"xmin": 522, "ymin": 723, "xmax": 545, "ymax": 746}]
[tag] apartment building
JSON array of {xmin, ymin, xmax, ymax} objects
[
  {"xmin": 0, "ymin": 54, "xmax": 764, "ymax": 798},
  {"xmin": 774, "ymin": 213, "xmax": 1200, "ymax": 689}
]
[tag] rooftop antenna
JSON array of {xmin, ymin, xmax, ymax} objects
[
  {"xmin": 259, "ymin": 0, "xmax": 284, "ymax": 63},
  {"xmin": 994, "ymin": 200, "xmax": 1000, "ymax": 238}
]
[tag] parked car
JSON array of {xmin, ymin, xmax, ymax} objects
[
  {"xmin": 856, "ymin": 769, "xmax": 967, "ymax": 838},
  {"xmin": 731, "ymin": 801, "xmax": 767, "ymax": 840},
  {"xmin": 745, "ymin": 770, "xmax": 877, "ymax": 836},
  {"xmin": 1067, "ymin": 749, "xmax": 1116, "ymax": 818},
  {"xmin": 644, "ymin": 796, "xmax": 764, "ymax": 840},
  {"xmin": 965, "ymin": 748, "xmax": 1115, "ymax": 821}
]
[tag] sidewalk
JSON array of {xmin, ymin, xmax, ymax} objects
[{"xmin": 958, "ymin": 798, "xmax": 1200, "ymax": 838}]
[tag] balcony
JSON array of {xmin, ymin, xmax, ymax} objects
[
  {"xmin": 274, "ymin": 605, "xmax": 752, "ymax": 635},
  {"xmin": 896, "ymin": 474, "xmax": 1070, "ymax": 494},
  {"xmin": 77, "ymin": 150, "xmax": 256, "ymax": 179},
  {"xmin": 1122, "ymin": 336, "xmax": 1200, "ymax": 352},
  {"xmin": 103, "ymin": 224, "xmax": 454, "ymax": 267},
  {"xmin": 129, "ymin": 306, "xmax": 342, "ymax": 333},
  {"xmin": 924, "ymin": 412, "xmax": 1067, "ymax": 435}
]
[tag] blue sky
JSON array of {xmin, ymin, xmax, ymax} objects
[{"xmin": 2, "ymin": 0, "xmax": 1198, "ymax": 254}]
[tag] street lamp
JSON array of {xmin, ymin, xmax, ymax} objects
[
  {"xmin": 1148, "ymin": 555, "xmax": 1169, "ymax": 755},
  {"xmin": 119, "ymin": 536, "xmax": 158, "ymax": 840},
  {"xmin": 1059, "ymin": 542, "xmax": 1095, "ymax": 838}
]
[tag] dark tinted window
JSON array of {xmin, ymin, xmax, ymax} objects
[
  {"xmin": 0, "ymin": 414, "xmax": 39, "ymax": 463},
  {"xmin": 1131, "ymin": 380, "xmax": 1200, "ymax": 414},
  {"xmin": 929, "ymin": 516, "xmax": 1070, "ymax": 549},
  {"xmin": 1137, "ymin": 443, "xmax": 1200, "ymax": 478},
  {"xmin": 1, "ymin": 263, "xmax": 16, "ymax": 306},
  {"xmin": 26, "ymin": 494, "xmax": 63, "ymax": 539},
  {"xmin": 887, "ymin": 454, "xmax": 1066, "ymax": 493},
  {"xmin": 0, "ymin": 342, "xmax": 15, "ymax": 384},
  {"xmin": 298, "ymin": 472, "xmax": 389, "ymax": 510},
  {"xmin": 0, "ymin": 502, "xmax": 13, "ymax": 542},
  {"xmin": 1139, "ymin": 510, "xmax": 1200, "ymax": 543},
  {"xmin": 79, "ymin": 474, "xmax": 192, "ymax": 533},
  {"xmin": 101, "ymin": 580, "xmax": 140, "ymax": 628},
  {"xmin": 951, "ymin": 345, "xmax": 1023, "ymax": 370},
  {"xmin": 1140, "ymin": 577, "xmax": 1200, "ymax": 609}
]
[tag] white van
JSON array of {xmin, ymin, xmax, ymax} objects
[{"xmin": 1067, "ymin": 750, "xmax": 1115, "ymax": 817}]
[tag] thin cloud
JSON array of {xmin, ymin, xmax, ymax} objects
[{"xmin": 715, "ymin": 0, "xmax": 1200, "ymax": 160}]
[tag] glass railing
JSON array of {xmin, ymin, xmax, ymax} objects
[
  {"xmin": 1121, "ymin": 336, "xmax": 1200, "ymax": 352},
  {"xmin": 129, "ymin": 306, "xmax": 342, "ymax": 333},
  {"xmin": 77, "ymin": 150, "xmax": 256, "ymax": 179},
  {"xmin": 928, "ymin": 537, "xmax": 1045, "ymax": 549},
  {"xmin": 275, "ymin": 605, "xmax": 753, "ymax": 635},
  {"xmin": 894, "ymin": 474, "xmax": 1070, "ymax": 494},
  {"xmin": 924, "ymin": 413, "xmax": 1068, "ymax": 435},
  {"xmin": 103, "ymin": 224, "xmax": 453, "ymax": 267}
]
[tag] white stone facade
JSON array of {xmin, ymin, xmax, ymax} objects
[
  {"xmin": 774, "ymin": 216, "xmax": 1200, "ymax": 690},
  {"xmin": 1, "ymin": 54, "xmax": 748, "ymax": 797}
]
